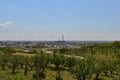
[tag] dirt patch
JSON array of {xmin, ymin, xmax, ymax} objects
[{"xmin": 13, "ymin": 52, "xmax": 35, "ymax": 57}]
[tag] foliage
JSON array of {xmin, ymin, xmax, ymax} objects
[
  {"xmin": 0, "ymin": 41, "xmax": 120, "ymax": 80},
  {"xmin": 59, "ymin": 48, "xmax": 69, "ymax": 54},
  {"xmin": 10, "ymin": 55, "xmax": 20, "ymax": 75},
  {"xmin": 0, "ymin": 54, "xmax": 10, "ymax": 70},
  {"xmin": 51, "ymin": 54, "xmax": 65, "ymax": 69},
  {"xmin": 71, "ymin": 57, "xmax": 94, "ymax": 80},
  {"xmin": 0, "ymin": 46, "xmax": 16, "ymax": 55},
  {"xmin": 64, "ymin": 57, "xmax": 76, "ymax": 69},
  {"xmin": 32, "ymin": 53, "xmax": 49, "ymax": 80}
]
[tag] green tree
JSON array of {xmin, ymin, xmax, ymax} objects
[
  {"xmin": 19, "ymin": 55, "xmax": 26, "ymax": 69},
  {"xmin": 64, "ymin": 57, "xmax": 76, "ymax": 69},
  {"xmin": 93, "ymin": 60, "xmax": 103, "ymax": 80},
  {"xmin": 101, "ymin": 60, "xmax": 112, "ymax": 76},
  {"xmin": 0, "ymin": 46, "xmax": 16, "ymax": 55},
  {"xmin": 24, "ymin": 57, "xmax": 29, "ymax": 76},
  {"xmin": 29, "ymin": 57, "xmax": 35, "ymax": 70},
  {"xmin": 71, "ymin": 57, "xmax": 94, "ymax": 80},
  {"xmin": 0, "ymin": 54, "xmax": 10, "ymax": 70},
  {"xmin": 10, "ymin": 55, "xmax": 20, "ymax": 75},
  {"xmin": 33, "ymin": 54, "xmax": 48, "ymax": 80},
  {"xmin": 51, "ymin": 54, "xmax": 65, "ymax": 69},
  {"xmin": 59, "ymin": 48, "xmax": 69, "ymax": 54},
  {"xmin": 51, "ymin": 54, "xmax": 65, "ymax": 80}
]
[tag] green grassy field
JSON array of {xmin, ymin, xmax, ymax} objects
[{"xmin": 0, "ymin": 66, "xmax": 73, "ymax": 80}]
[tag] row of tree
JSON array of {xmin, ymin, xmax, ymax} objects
[
  {"xmin": 0, "ymin": 52, "xmax": 119, "ymax": 80},
  {"xmin": 0, "ymin": 41, "xmax": 120, "ymax": 80}
]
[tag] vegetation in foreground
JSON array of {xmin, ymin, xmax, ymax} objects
[{"xmin": 0, "ymin": 41, "xmax": 120, "ymax": 80}]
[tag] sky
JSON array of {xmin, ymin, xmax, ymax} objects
[{"xmin": 0, "ymin": 0, "xmax": 120, "ymax": 41}]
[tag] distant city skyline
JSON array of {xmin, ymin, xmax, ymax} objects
[{"xmin": 0, "ymin": 0, "xmax": 120, "ymax": 41}]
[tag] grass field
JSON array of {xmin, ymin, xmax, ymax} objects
[{"xmin": 0, "ymin": 66, "xmax": 73, "ymax": 80}]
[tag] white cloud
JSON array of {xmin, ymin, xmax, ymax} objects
[{"xmin": 0, "ymin": 21, "xmax": 13, "ymax": 27}]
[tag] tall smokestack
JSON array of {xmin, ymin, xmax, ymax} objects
[{"xmin": 62, "ymin": 35, "xmax": 64, "ymax": 41}]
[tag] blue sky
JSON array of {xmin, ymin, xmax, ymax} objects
[{"xmin": 0, "ymin": 0, "xmax": 120, "ymax": 41}]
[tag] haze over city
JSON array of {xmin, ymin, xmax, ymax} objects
[{"xmin": 0, "ymin": 0, "xmax": 120, "ymax": 41}]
